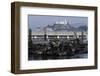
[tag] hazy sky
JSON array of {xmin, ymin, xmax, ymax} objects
[{"xmin": 28, "ymin": 15, "xmax": 88, "ymax": 31}]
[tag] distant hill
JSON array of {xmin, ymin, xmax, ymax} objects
[
  {"xmin": 46, "ymin": 23, "xmax": 87, "ymax": 32},
  {"xmin": 77, "ymin": 26, "xmax": 88, "ymax": 31}
]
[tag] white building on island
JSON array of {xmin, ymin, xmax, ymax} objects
[{"xmin": 30, "ymin": 19, "xmax": 88, "ymax": 42}]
